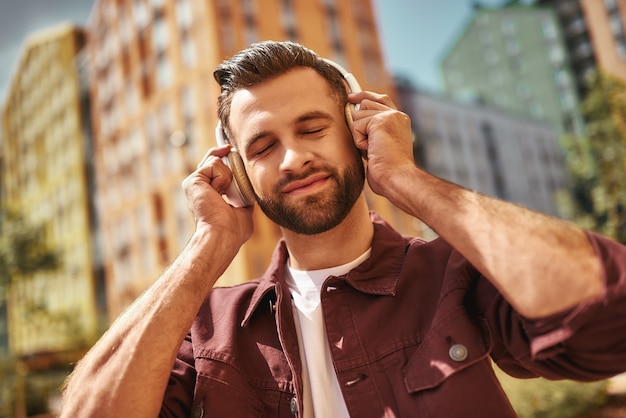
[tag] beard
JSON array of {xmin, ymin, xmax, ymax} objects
[{"xmin": 256, "ymin": 152, "xmax": 365, "ymax": 235}]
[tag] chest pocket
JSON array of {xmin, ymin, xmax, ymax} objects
[
  {"xmin": 191, "ymin": 356, "xmax": 295, "ymax": 418},
  {"xmin": 404, "ymin": 307, "xmax": 492, "ymax": 393},
  {"xmin": 399, "ymin": 307, "xmax": 517, "ymax": 417}
]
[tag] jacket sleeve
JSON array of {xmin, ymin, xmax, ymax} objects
[
  {"xmin": 481, "ymin": 231, "xmax": 626, "ymax": 381},
  {"xmin": 159, "ymin": 333, "xmax": 196, "ymax": 417}
]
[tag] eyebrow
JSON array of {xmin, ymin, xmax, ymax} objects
[{"xmin": 242, "ymin": 110, "xmax": 334, "ymax": 156}]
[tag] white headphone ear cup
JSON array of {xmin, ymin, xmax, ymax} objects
[{"xmin": 227, "ymin": 150, "xmax": 256, "ymax": 206}]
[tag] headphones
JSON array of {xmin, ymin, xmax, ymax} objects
[{"xmin": 215, "ymin": 58, "xmax": 362, "ymax": 207}]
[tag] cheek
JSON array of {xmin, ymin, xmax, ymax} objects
[
  {"xmin": 246, "ymin": 164, "xmax": 272, "ymax": 195},
  {"xmin": 336, "ymin": 137, "xmax": 361, "ymax": 161}
]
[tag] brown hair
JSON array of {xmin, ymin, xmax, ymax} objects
[{"xmin": 214, "ymin": 40, "xmax": 349, "ymax": 141}]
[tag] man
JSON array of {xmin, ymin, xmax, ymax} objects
[{"xmin": 61, "ymin": 41, "xmax": 626, "ymax": 417}]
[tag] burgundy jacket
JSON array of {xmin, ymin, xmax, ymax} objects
[{"xmin": 160, "ymin": 214, "xmax": 626, "ymax": 417}]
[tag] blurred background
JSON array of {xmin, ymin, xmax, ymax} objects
[{"xmin": 0, "ymin": 0, "xmax": 625, "ymax": 416}]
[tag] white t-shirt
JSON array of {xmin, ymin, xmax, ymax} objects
[{"xmin": 285, "ymin": 249, "xmax": 372, "ymax": 417}]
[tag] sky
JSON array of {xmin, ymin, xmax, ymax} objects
[{"xmin": 0, "ymin": 0, "xmax": 526, "ymax": 101}]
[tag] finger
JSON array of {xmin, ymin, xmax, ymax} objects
[
  {"xmin": 350, "ymin": 117, "xmax": 370, "ymax": 152},
  {"xmin": 197, "ymin": 157, "xmax": 235, "ymax": 195},
  {"xmin": 349, "ymin": 91, "xmax": 397, "ymax": 110},
  {"xmin": 197, "ymin": 144, "xmax": 231, "ymax": 169},
  {"xmin": 350, "ymin": 107, "xmax": 390, "ymax": 122}
]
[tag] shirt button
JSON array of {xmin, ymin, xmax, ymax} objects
[
  {"xmin": 449, "ymin": 343, "xmax": 469, "ymax": 362},
  {"xmin": 191, "ymin": 405, "xmax": 204, "ymax": 418},
  {"xmin": 290, "ymin": 396, "xmax": 299, "ymax": 415}
]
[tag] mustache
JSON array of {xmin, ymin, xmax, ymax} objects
[{"xmin": 274, "ymin": 165, "xmax": 337, "ymax": 192}]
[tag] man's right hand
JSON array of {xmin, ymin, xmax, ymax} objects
[{"xmin": 182, "ymin": 144, "xmax": 254, "ymax": 247}]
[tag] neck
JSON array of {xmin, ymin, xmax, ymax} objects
[{"xmin": 282, "ymin": 194, "xmax": 374, "ymax": 270}]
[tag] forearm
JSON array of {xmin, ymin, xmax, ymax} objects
[
  {"xmin": 389, "ymin": 166, "xmax": 603, "ymax": 318},
  {"xmin": 61, "ymin": 227, "xmax": 238, "ymax": 417}
]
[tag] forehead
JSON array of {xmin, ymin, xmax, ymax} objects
[{"xmin": 229, "ymin": 67, "xmax": 340, "ymax": 135}]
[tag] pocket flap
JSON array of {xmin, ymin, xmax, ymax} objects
[{"xmin": 404, "ymin": 308, "xmax": 491, "ymax": 393}]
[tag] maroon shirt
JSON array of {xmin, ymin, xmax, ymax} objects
[{"xmin": 161, "ymin": 213, "xmax": 626, "ymax": 417}]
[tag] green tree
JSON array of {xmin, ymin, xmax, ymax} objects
[
  {"xmin": 0, "ymin": 208, "xmax": 62, "ymax": 417},
  {"xmin": 0, "ymin": 208, "xmax": 61, "ymax": 285},
  {"xmin": 558, "ymin": 72, "xmax": 626, "ymax": 243}
]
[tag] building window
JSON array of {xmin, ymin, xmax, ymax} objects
[
  {"xmin": 153, "ymin": 16, "xmax": 169, "ymax": 52},
  {"xmin": 505, "ymin": 39, "xmax": 520, "ymax": 56},
  {"xmin": 156, "ymin": 52, "xmax": 173, "ymax": 88},
  {"xmin": 181, "ymin": 33, "xmax": 196, "ymax": 67},
  {"xmin": 152, "ymin": 192, "xmax": 169, "ymax": 264},
  {"xmin": 133, "ymin": 0, "xmax": 149, "ymax": 30},
  {"xmin": 173, "ymin": 185, "xmax": 192, "ymax": 251},
  {"xmin": 554, "ymin": 69, "xmax": 570, "ymax": 88},
  {"xmin": 529, "ymin": 101, "xmax": 544, "ymax": 118},
  {"xmin": 176, "ymin": 0, "xmax": 193, "ymax": 29},
  {"xmin": 325, "ymin": 0, "xmax": 343, "ymax": 57},
  {"xmin": 610, "ymin": 14, "xmax": 625, "ymax": 36},
  {"xmin": 481, "ymin": 121, "xmax": 506, "ymax": 200},
  {"xmin": 540, "ymin": 17, "xmax": 558, "ymax": 40},
  {"xmin": 604, "ymin": 0, "xmax": 618, "ymax": 13},
  {"xmin": 573, "ymin": 40, "xmax": 592, "ymax": 60},
  {"xmin": 180, "ymin": 85, "xmax": 197, "ymax": 163},
  {"xmin": 282, "ymin": 0, "xmax": 298, "ymax": 40},
  {"xmin": 490, "ymin": 71, "xmax": 504, "ymax": 86},
  {"xmin": 606, "ymin": 2, "xmax": 626, "ymax": 57},
  {"xmin": 216, "ymin": 0, "xmax": 235, "ymax": 52},
  {"xmin": 617, "ymin": 39, "xmax": 626, "ymax": 57},
  {"xmin": 145, "ymin": 112, "xmax": 163, "ymax": 180},
  {"xmin": 559, "ymin": 91, "xmax": 576, "ymax": 110},
  {"xmin": 548, "ymin": 44, "xmax": 565, "ymax": 65},
  {"xmin": 566, "ymin": 17, "xmax": 586, "ymax": 37},
  {"xmin": 501, "ymin": 18, "xmax": 515, "ymax": 36},
  {"xmin": 485, "ymin": 49, "xmax": 500, "ymax": 65},
  {"xmin": 242, "ymin": 0, "xmax": 258, "ymax": 44},
  {"xmin": 517, "ymin": 82, "xmax": 531, "ymax": 100},
  {"xmin": 481, "ymin": 31, "xmax": 494, "ymax": 44}
]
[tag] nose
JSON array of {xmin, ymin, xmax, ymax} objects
[{"xmin": 279, "ymin": 140, "xmax": 313, "ymax": 173}]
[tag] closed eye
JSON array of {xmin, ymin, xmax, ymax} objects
[
  {"xmin": 249, "ymin": 141, "xmax": 276, "ymax": 159},
  {"xmin": 300, "ymin": 126, "xmax": 328, "ymax": 137}
]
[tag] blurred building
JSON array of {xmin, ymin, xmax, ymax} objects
[
  {"xmin": 537, "ymin": 0, "xmax": 626, "ymax": 94},
  {"xmin": 398, "ymin": 79, "xmax": 566, "ymax": 218},
  {"xmin": 86, "ymin": 0, "xmax": 421, "ymax": 319},
  {"xmin": 0, "ymin": 23, "xmax": 106, "ymax": 413},
  {"xmin": 440, "ymin": 2, "xmax": 585, "ymax": 136}
]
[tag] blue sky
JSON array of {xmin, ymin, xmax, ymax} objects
[
  {"xmin": 373, "ymin": 0, "xmax": 530, "ymax": 91},
  {"xmin": 0, "ymin": 0, "xmax": 531, "ymax": 99}
]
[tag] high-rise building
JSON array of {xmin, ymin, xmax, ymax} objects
[
  {"xmin": 86, "ymin": 0, "xmax": 420, "ymax": 318},
  {"xmin": 537, "ymin": 0, "xmax": 626, "ymax": 93},
  {"xmin": 535, "ymin": 0, "xmax": 597, "ymax": 98},
  {"xmin": 1, "ymin": 23, "xmax": 106, "ymax": 410},
  {"xmin": 398, "ymin": 79, "xmax": 567, "ymax": 220},
  {"xmin": 440, "ymin": 2, "xmax": 585, "ymax": 135}
]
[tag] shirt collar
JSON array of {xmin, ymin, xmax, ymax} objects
[{"xmin": 242, "ymin": 212, "xmax": 408, "ymax": 327}]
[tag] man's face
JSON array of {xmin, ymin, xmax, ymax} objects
[{"xmin": 229, "ymin": 67, "xmax": 365, "ymax": 235}]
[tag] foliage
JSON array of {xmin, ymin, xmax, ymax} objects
[
  {"xmin": 0, "ymin": 208, "xmax": 61, "ymax": 285},
  {"xmin": 0, "ymin": 208, "xmax": 66, "ymax": 416},
  {"xmin": 557, "ymin": 72, "xmax": 626, "ymax": 243},
  {"xmin": 496, "ymin": 367, "xmax": 609, "ymax": 418}
]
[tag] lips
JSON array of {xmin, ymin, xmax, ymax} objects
[{"xmin": 281, "ymin": 173, "xmax": 331, "ymax": 194}]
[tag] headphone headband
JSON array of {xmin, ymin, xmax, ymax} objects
[{"xmin": 321, "ymin": 58, "xmax": 362, "ymax": 96}]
